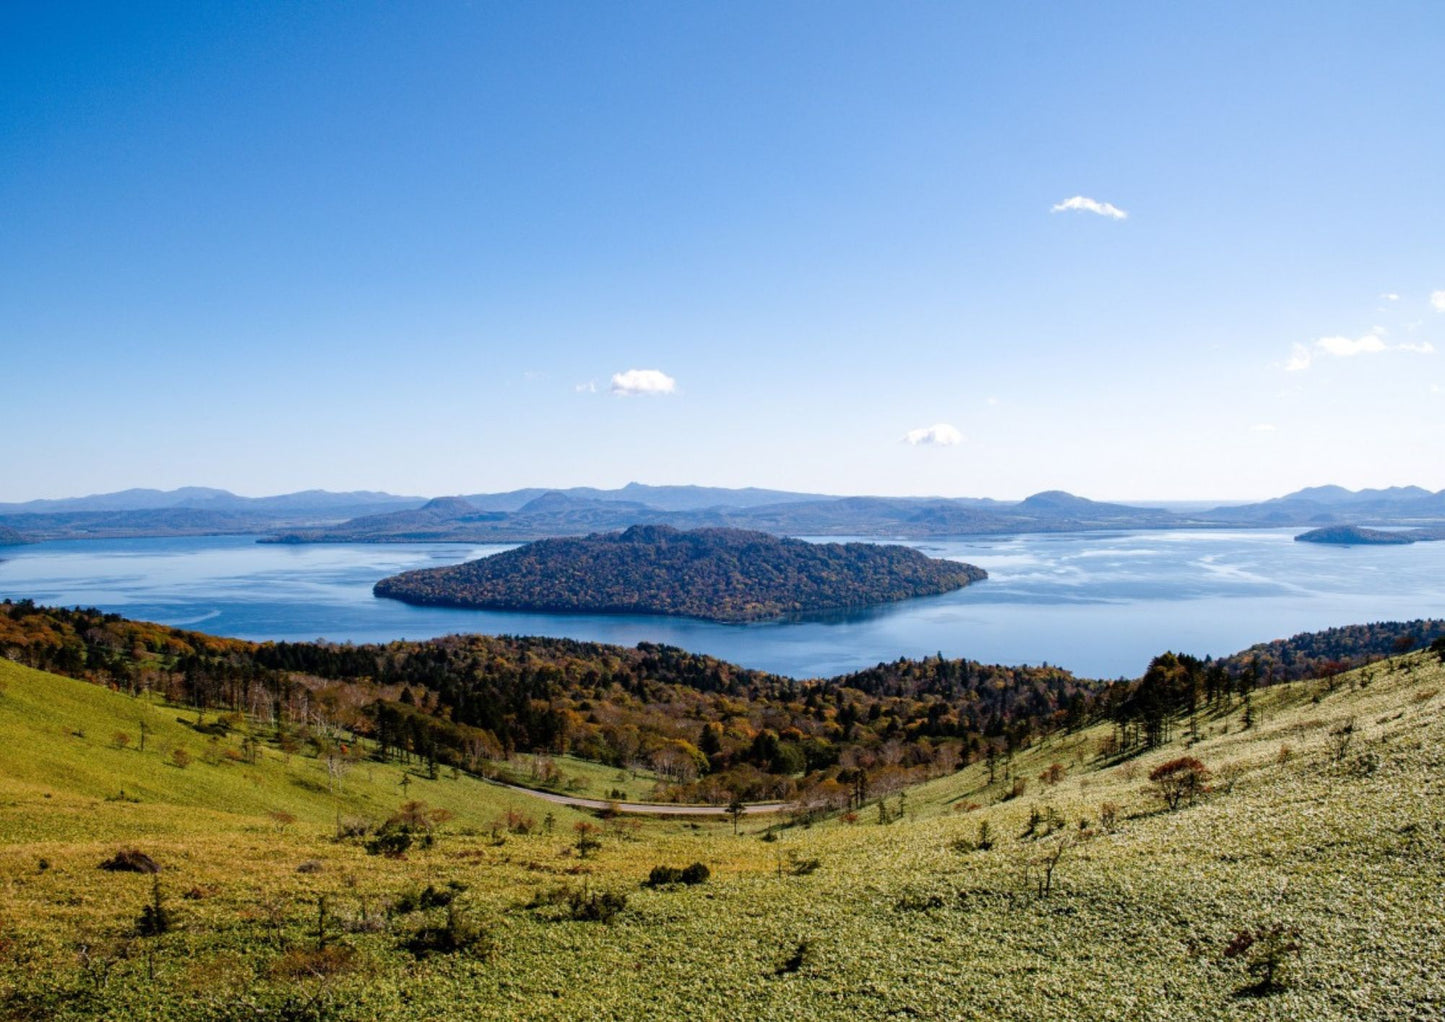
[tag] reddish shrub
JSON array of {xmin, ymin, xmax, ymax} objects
[{"xmin": 1148, "ymin": 756, "xmax": 1211, "ymax": 810}]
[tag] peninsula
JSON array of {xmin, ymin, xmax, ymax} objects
[{"xmin": 372, "ymin": 524, "xmax": 986, "ymax": 622}]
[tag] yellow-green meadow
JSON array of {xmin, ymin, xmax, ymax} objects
[{"xmin": 2, "ymin": 651, "xmax": 1442, "ymax": 1020}]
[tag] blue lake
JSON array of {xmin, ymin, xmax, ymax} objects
[{"xmin": 2, "ymin": 530, "xmax": 1443, "ymax": 679}]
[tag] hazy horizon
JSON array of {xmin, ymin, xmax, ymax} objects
[{"xmin": 0, "ymin": 479, "xmax": 1427, "ymax": 509}]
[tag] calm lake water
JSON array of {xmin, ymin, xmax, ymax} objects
[{"xmin": 2, "ymin": 530, "xmax": 1443, "ymax": 680}]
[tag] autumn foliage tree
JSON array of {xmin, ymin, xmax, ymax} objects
[{"xmin": 1148, "ymin": 756, "xmax": 1210, "ymax": 810}]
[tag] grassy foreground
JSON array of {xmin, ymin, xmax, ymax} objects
[{"xmin": 1, "ymin": 652, "xmax": 1442, "ymax": 1020}]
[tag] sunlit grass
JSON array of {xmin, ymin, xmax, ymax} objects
[{"xmin": 2, "ymin": 653, "xmax": 1442, "ymax": 1019}]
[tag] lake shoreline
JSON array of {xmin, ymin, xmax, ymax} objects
[{"xmin": 2, "ymin": 530, "xmax": 1443, "ymax": 680}]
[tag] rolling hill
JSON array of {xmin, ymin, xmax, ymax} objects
[{"xmin": 2, "ymin": 633, "xmax": 1442, "ymax": 1019}]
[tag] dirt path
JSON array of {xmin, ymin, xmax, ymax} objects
[{"xmin": 481, "ymin": 776, "xmax": 790, "ymax": 816}]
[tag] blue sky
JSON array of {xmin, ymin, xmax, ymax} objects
[{"xmin": 3, "ymin": 1, "xmax": 1443, "ymax": 502}]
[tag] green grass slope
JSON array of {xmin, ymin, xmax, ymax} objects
[
  {"xmin": 1, "ymin": 652, "xmax": 1443, "ymax": 1020},
  {"xmin": 0, "ymin": 659, "xmax": 593, "ymax": 842}
]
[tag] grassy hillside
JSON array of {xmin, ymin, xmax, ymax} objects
[{"xmin": 2, "ymin": 651, "xmax": 1442, "ymax": 1019}]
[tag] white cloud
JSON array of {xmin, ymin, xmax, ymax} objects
[
  {"xmin": 610, "ymin": 368, "xmax": 676, "ymax": 396},
  {"xmin": 1431, "ymin": 290, "xmax": 1445, "ymax": 311},
  {"xmin": 1381, "ymin": 293, "xmax": 1400, "ymax": 301},
  {"xmin": 1285, "ymin": 330, "xmax": 1433, "ymax": 371},
  {"xmin": 1316, "ymin": 334, "xmax": 1387, "ymax": 358},
  {"xmin": 574, "ymin": 380, "xmax": 597, "ymax": 393},
  {"xmin": 903, "ymin": 423, "xmax": 964, "ymax": 446},
  {"xmin": 1249, "ymin": 423, "xmax": 1277, "ymax": 432},
  {"xmin": 1050, "ymin": 195, "xmax": 1128, "ymax": 220}
]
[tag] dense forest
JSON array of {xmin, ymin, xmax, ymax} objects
[
  {"xmin": 3, "ymin": 600, "xmax": 1440, "ymax": 806},
  {"xmin": 373, "ymin": 524, "xmax": 986, "ymax": 622},
  {"xmin": 0, "ymin": 600, "xmax": 1073, "ymax": 804},
  {"xmin": 1212, "ymin": 619, "xmax": 1445, "ymax": 683}
]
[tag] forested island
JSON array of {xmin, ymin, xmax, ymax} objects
[
  {"xmin": 373, "ymin": 524, "xmax": 987, "ymax": 622},
  {"xmin": 1295, "ymin": 524, "xmax": 1445, "ymax": 545}
]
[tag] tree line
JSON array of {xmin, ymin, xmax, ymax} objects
[{"xmin": 3, "ymin": 599, "xmax": 1438, "ymax": 805}]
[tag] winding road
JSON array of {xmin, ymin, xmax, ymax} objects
[{"xmin": 481, "ymin": 775, "xmax": 791, "ymax": 816}]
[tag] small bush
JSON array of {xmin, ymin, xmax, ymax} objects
[
  {"xmin": 366, "ymin": 827, "xmax": 413, "ymax": 858},
  {"xmin": 523, "ymin": 886, "xmax": 570, "ymax": 911},
  {"xmin": 267, "ymin": 945, "xmax": 357, "ymax": 981},
  {"xmin": 136, "ymin": 878, "xmax": 174, "ymax": 937},
  {"xmin": 894, "ymin": 890, "xmax": 946, "ymax": 912},
  {"xmin": 365, "ymin": 802, "xmax": 445, "ymax": 855},
  {"xmin": 1327, "ymin": 719, "xmax": 1356, "ymax": 762},
  {"xmin": 1022, "ymin": 804, "xmax": 1065, "ymax": 839},
  {"xmin": 523, "ymin": 884, "xmax": 627, "ymax": 923},
  {"xmin": 392, "ymin": 883, "xmax": 465, "ymax": 915},
  {"xmin": 296, "ymin": 860, "xmax": 323, "ymax": 874},
  {"xmin": 950, "ymin": 820, "xmax": 993, "ymax": 854},
  {"xmin": 1223, "ymin": 922, "xmax": 1301, "ymax": 993},
  {"xmin": 1149, "ymin": 757, "xmax": 1211, "ymax": 811},
  {"xmin": 402, "ymin": 902, "xmax": 494, "ymax": 959},
  {"xmin": 645, "ymin": 862, "xmax": 710, "ymax": 888},
  {"xmin": 573, "ymin": 821, "xmax": 602, "ymax": 858},
  {"xmin": 502, "ymin": 809, "xmax": 536, "ymax": 835},
  {"xmin": 170, "ymin": 748, "xmax": 192, "ymax": 769},
  {"xmin": 100, "ymin": 849, "xmax": 160, "ymax": 874},
  {"xmin": 567, "ymin": 888, "xmax": 628, "ymax": 923},
  {"xmin": 1099, "ymin": 802, "xmax": 1120, "ymax": 833},
  {"xmin": 782, "ymin": 851, "xmax": 821, "ymax": 876}
]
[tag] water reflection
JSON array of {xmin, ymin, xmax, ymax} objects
[{"xmin": 1, "ymin": 530, "xmax": 1442, "ymax": 680}]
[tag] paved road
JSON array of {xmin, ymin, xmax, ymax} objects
[{"xmin": 481, "ymin": 776, "xmax": 790, "ymax": 816}]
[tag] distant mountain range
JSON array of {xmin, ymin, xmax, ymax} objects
[
  {"xmin": 0, "ymin": 489, "xmax": 424, "ymax": 542},
  {"xmin": 1196, "ymin": 485, "xmax": 1445, "ymax": 526},
  {"xmin": 3, "ymin": 483, "xmax": 1444, "ymax": 544}
]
